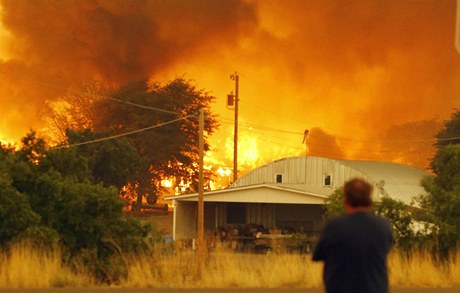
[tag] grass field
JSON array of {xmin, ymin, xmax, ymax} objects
[{"xmin": 1, "ymin": 242, "xmax": 459, "ymax": 289}]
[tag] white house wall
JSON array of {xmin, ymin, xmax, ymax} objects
[{"xmin": 174, "ymin": 201, "xmax": 197, "ymax": 240}]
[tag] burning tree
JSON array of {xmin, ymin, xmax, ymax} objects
[{"xmin": 63, "ymin": 78, "xmax": 219, "ymax": 210}]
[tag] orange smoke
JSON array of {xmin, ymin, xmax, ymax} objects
[{"xmin": 1, "ymin": 0, "xmax": 459, "ymax": 173}]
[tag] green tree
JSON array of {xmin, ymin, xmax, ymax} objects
[
  {"xmin": 325, "ymin": 187, "xmax": 415, "ymax": 249},
  {"xmin": 0, "ymin": 153, "xmax": 40, "ymax": 247},
  {"xmin": 419, "ymin": 144, "xmax": 460, "ymax": 261},
  {"xmin": 63, "ymin": 129, "xmax": 147, "ymax": 189},
  {"xmin": 324, "ymin": 188, "xmax": 345, "ymax": 219},
  {"xmin": 416, "ymin": 108, "xmax": 460, "ymax": 261},
  {"xmin": 374, "ymin": 197, "xmax": 414, "ymax": 251},
  {"xmin": 17, "ymin": 130, "xmax": 48, "ymax": 163},
  {"xmin": 93, "ymin": 78, "xmax": 219, "ymax": 209},
  {"xmin": 1, "ymin": 132, "xmax": 153, "ymax": 282},
  {"xmin": 0, "ymin": 143, "xmax": 59, "ymax": 248}
]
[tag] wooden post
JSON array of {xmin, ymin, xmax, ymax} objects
[
  {"xmin": 196, "ymin": 108, "xmax": 205, "ymax": 277},
  {"xmin": 231, "ymin": 72, "xmax": 239, "ymax": 182}
]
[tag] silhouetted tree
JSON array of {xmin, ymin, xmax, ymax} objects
[{"xmin": 93, "ymin": 78, "xmax": 219, "ymax": 209}]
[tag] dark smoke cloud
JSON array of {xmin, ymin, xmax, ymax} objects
[
  {"xmin": 1, "ymin": 0, "xmax": 256, "ymax": 84},
  {"xmin": 306, "ymin": 127, "xmax": 345, "ymax": 159},
  {"xmin": 0, "ymin": 0, "xmax": 257, "ymax": 141}
]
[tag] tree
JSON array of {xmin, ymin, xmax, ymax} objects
[
  {"xmin": 324, "ymin": 188, "xmax": 345, "ymax": 219},
  {"xmin": 374, "ymin": 197, "xmax": 415, "ymax": 251},
  {"xmin": 43, "ymin": 81, "xmax": 105, "ymax": 143},
  {"xmin": 417, "ymin": 108, "xmax": 460, "ymax": 261},
  {"xmin": 63, "ymin": 129, "xmax": 147, "ymax": 189},
  {"xmin": 1, "ymin": 131, "xmax": 153, "ymax": 282},
  {"xmin": 93, "ymin": 78, "xmax": 219, "ymax": 209},
  {"xmin": 325, "ymin": 187, "xmax": 415, "ymax": 249},
  {"xmin": 0, "ymin": 150, "xmax": 40, "ymax": 247},
  {"xmin": 436, "ymin": 109, "xmax": 460, "ymax": 148},
  {"xmin": 419, "ymin": 144, "xmax": 460, "ymax": 261}
]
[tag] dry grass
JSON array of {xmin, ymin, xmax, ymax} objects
[
  {"xmin": 124, "ymin": 248, "xmax": 323, "ymax": 288},
  {"xmin": 389, "ymin": 250, "xmax": 460, "ymax": 288},
  {"xmin": 1, "ymin": 243, "xmax": 459, "ymax": 289},
  {"xmin": 0, "ymin": 243, "xmax": 94, "ymax": 288}
]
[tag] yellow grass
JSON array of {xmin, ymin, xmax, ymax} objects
[
  {"xmin": 124, "ymin": 248, "xmax": 323, "ymax": 288},
  {"xmin": 0, "ymin": 243, "xmax": 94, "ymax": 288},
  {"xmin": 389, "ymin": 250, "xmax": 460, "ymax": 288},
  {"xmin": 1, "ymin": 243, "xmax": 459, "ymax": 289}
]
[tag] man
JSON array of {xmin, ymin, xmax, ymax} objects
[{"xmin": 312, "ymin": 178, "xmax": 393, "ymax": 293}]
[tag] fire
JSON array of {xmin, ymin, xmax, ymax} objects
[
  {"xmin": 161, "ymin": 179, "xmax": 173, "ymax": 188},
  {"xmin": 0, "ymin": 0, "xmax": 459, "ymax": 173}
]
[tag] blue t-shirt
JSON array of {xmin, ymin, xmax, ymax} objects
[{"xmin": 312, "ymin": 211, "xmax": 393, "ymax": 293}]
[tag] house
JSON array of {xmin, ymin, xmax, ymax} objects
[{"xmin": 165, "ymin": 156, "xmax": 430, "ymax": 244}]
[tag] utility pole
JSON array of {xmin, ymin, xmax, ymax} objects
[
  {"xmin": 302, "ymin": 129, "xmax": 309, "ymax": 157},
  {"xmin": 196, "ymin": 108, "xmax": 205, "ymax": 277},
  {"xmin": 230, "ymin": 72, "xmax": 239, "ymax": 182}
]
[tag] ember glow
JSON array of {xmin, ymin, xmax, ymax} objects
[{"xmin": 0, "ymin": 0, "xmax": 459, "ymax": 175}]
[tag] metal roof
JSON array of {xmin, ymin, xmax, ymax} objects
[
  {"xmin": 228, "ymin": 156, "xmax": 430, "ymax": 206},
  {"xmin": 338, "ymin": 159, "xmax": 429, "ymax": 205},
  {"xmin": 166, "ymin": 156, "xmax": 431, "ymax": 206}
]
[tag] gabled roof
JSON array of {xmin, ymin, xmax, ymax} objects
[{"xmin": 165, "ymin": 183, "xmax": 328, "ymax": 204}]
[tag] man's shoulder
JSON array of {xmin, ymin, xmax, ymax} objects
[
  {"xmin": 329, "ymin": 212, "xmax": 390, "ymax": 228},
  {"xmin": 325, "ymin": 212, "xmax": 390, "ymax": 227},
  {"xmin": 323, "ymin": 214, "xmax": 350, "ymax": 231}
]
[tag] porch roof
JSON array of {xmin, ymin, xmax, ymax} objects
[{"xmin": 165, "ymin": 183, "xmax": 329, "ymax": 205}]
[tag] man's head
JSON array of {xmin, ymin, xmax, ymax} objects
[{"xmin": 344, "ymin": 178, "xmax": 373, "ymax": 212}]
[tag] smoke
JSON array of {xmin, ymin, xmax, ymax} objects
[
  {"xmin": 185, "ymin": 0, "xmax": 460, "ymax": 170},
  {"xmin": 0, "ymin": 0, "xmax": 458, "ymax": 170},
  {"xmin": 0, "ymin": 0, "xmax": 257, "ymax": 141},
  {"xmin": 306, "ymin": 127, "xmax": 345, "ymax": 159},
  {"xmin": 235, "ymin": 0, "xmax": 460, "ymax": 131}
]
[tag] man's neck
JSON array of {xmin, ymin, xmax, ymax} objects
[{"xmin": 345, "ymin": 205, "xmax": 371, "ymax": 214}]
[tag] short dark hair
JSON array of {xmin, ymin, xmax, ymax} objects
[{"xmin": 344, "ymin": 178, "xmax": 372, "ymax": 207}]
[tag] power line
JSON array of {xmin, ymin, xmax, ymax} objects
[
  {"xmin": 104, "ymin": 95, "xmax": 180, "ymax": 115},
  {"xmin": 0, "ymin": 70, "xmax": 183, "ymax": 116},
  {"xmin": 220, "ymin": 116, "xmax": 455, "ymax": 146},
  {"xmin": 52, "ymin": 115, "xmax": 195, "ymax": 149},
  {"xmin": 3, "ymin": 69, "xmax": 458, "ymax": 147}
]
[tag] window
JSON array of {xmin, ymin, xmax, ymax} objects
[
  {"xmin": 323, "ymin": 174, "xmax": 332, "ymax": 186},
  {"xmin": 275, "ymin": 173, "xmax": 283, "ymax": 183}
]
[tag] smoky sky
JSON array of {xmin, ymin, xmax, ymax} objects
[
  {"xmin": 1, "ymin": 0, "xmax": 256, "ymax": 84},
  {"xmin": 0, "ymin": 0, "xmax": 459, "ymax": 170},
  {"xmin": 0, "ymin": 0, "xmax": 257, "ymax": 141}
]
